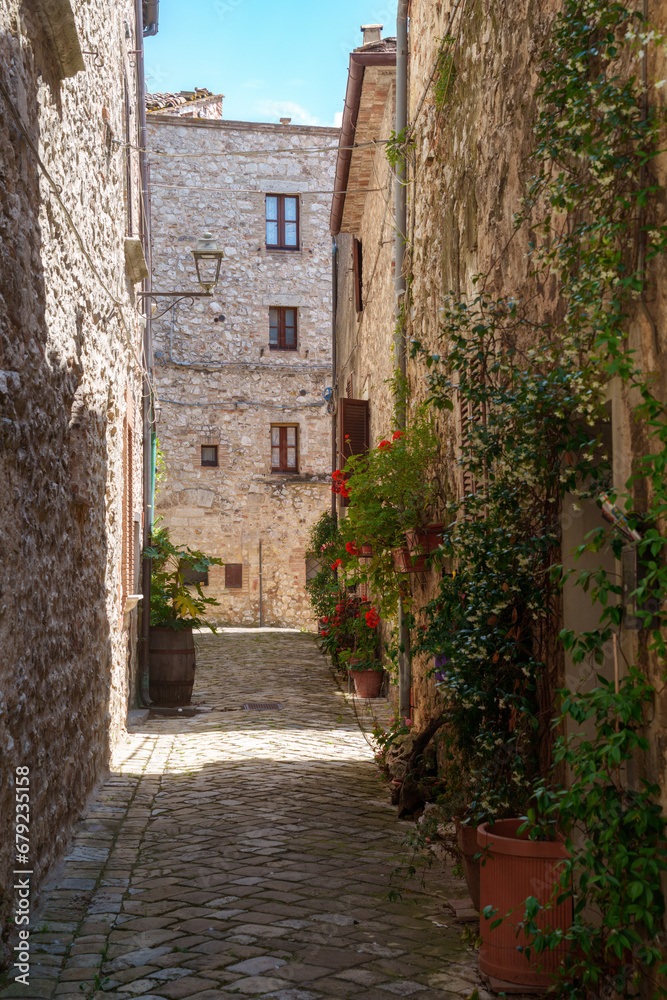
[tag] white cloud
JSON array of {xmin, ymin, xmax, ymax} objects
[
  {"xmin": 333, "ymin": 111, "xmax": 343, "ymax": 128},
  {"xmin": 255, "ymin": 100, "xmax": 322, "ymax": 126}
]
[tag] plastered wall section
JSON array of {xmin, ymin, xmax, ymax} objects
[
  {"xmin": 149, "ymin": 118, "xmax": 338, "ymax": 627},
  {"xmin": 0, "ymin": 0, "xmax": 145, "ymax": 966}
]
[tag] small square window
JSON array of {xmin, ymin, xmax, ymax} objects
[
  {"xmin": 269, "ymin": 307, "xmax": 297, "ymax": 351},
  {"xmin": 225, "ymin": 563, "xmax": 243, "ymax": 589},
  {"xmin": 201, "ymin": 445, "xmax": 218, "ymax": 467},
  {"xmin": 179, "ymin": 560, "xmax": 209, "ymax": 587},
  {"xmin": 266, "ymin": 194, "xmax": 300, "ymax": 250}
]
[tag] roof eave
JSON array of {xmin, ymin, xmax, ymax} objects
[{"xmin": 330, "ymin": 50, "xmax": 396, "ymax": 236}]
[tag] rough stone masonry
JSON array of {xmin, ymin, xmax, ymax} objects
[
  {"xmin": 149, "ymin": 111, "xmax": 339, "ymax": 627},
  {"xmin": 0, "ymin": 0, "xmax": 147, "ymax": 970}
]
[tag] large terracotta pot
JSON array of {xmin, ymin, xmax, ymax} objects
[
  {"xmin": 392, "ymin": 547, "xmax": 428, "ymax": 573},
  {"xmin": 149, "ymin": 626, "xmax": 196, "ymax": 706},
  {"xmin": 352, "ymin": 668, "xmax": 383, "ymax": 698},
  {"xmin": 405, "ymin": 522, "xmax": 445, "ymax": 555},
  {"xmin": 456, "ymin": 821, "xmax": 481, "ymax": 911},
  {"xmin": 477, "ymin": 818, "xmax": 571, "ymax": 989}
]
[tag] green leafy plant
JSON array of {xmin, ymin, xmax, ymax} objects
[
  {"xmin": 402, "ymin": 1, "xmax": 667, "ymax": 994},
  {"xmin": 144, "ymin": 522, "xmax": 223, "ymax": 631}
]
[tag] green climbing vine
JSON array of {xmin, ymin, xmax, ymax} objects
[{"xmin": 407, "ymin": 1, "xmax": 667, "ymax": 995}]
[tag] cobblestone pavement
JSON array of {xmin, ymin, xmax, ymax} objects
[{"xmin": 2, "ymin": 630, "xmax": 484, "ymax": 1000}]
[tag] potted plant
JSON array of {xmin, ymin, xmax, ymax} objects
[
  {"xmin": 339, "ymin": 604, "xmax": 384, "ymax": 698},
  {"xmin": 144, "ymin": 524, "xmax": 222, "ymax": 706},
  {"xmin": 337, "ymin": 413, "xmax": 443, "ymax": 601},
  {"xmin": 477, "ymin": 818, "xmax": 571, "ymax": 988}
]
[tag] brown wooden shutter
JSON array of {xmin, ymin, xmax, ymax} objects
[
  {"xmin": 338, "ymin": 398, "xmax": 369, "ymax": 508},
  {"xmin": 339, "ymin": 398, "xmax": 369, "ymax": 463},
  {"xmin": 353, "ymin": 237, "xmax": 363, "ymax": 312},
  {"xmin": 225, "ymin": 563, "xmax": 243, "ymax": 589},
  {"xmin": 121, "ymin": 392, "xmax": 135, "ymax": 604}
]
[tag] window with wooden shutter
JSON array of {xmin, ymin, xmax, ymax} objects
[
  {"xmin": 269, "ymin": 307, "xmax": 297, "ymax": 351},
  {"xmin": 353, "ymin": 237, "xmax": 363, "ymax": 312},
  {"xmin": 225, "ymin": 563, "xmax": 243, "ymax": 589},
  {"xmin": 271, "ymin": 425, "xmax": 298, "ymax": 473},
  {"xmin": 338, "ymin": 398, "xmax": 369, "ymax": 508},
  {"xmin": 121, "ymin": 394, "xmax": 135, "ymax": 605},
  {"xmin": 265, "ymin": 195, "xmax": 300, "ymax": 250}
]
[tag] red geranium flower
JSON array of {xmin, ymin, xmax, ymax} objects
[
  {"xmin": 392, "ymin": 430, "xmax": 404, "ymax": 441},
  {"xmin": 365, "ymin": 608, "xmax": 380, "ymax": 628},
  {"xmin": 345, "ymin": 542, "xmax": 359, "ymax": 555},
  {"xmin": 331, "ymin": 559, "xmax": 343, "ymax": 570},
  {"xmin": 378, "ymin": 439, "xmax": 392, "ymax": 449}
]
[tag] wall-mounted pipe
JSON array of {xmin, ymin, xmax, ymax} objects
[
  {"xmin": 143, "ymin": 0, "xmax": 159, "ymax": 36},
  {"xmin": 135, "ymin": 0, "xmax": 153, "ymax": 705},
  {"xmin": 331, "ymin": 236, "xmax": 338, "ymax": 519},
  {"xmin": 396, "ymin": 0, "xmax": 411, "ymax": 722},
  {"xmin": 259, "ymin": 540, "xmax": 264, "ymax": 627}
]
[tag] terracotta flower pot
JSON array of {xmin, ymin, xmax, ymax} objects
[
  {"xmin": 477, "ymin": 818, "xmax": 571, "ymax": 989},
  {"xmin": 392, "ymin": 547, "xmax": 428, "ymax": 573},
  {"xmin": 405, "ymin": 522, "xmax": 445, "ymax": 555},
  {"xmin": 455, "ymin": 820, "xmax": 481, "ymax": 911},
  {"xmin": 361, "ymin": 543, "xmax": 373, "ymax": 556},
  {"xmin": 352, "ymin": 668, "xmax": 383, "ymax": 698}
]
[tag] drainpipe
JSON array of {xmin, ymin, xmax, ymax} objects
[
  {"xmin": 135, "ymin": 0, "xmax": 153, "ymax": 704},
  {"xmin": 396, "ymin": 0, "xmax": 411, "ymax": 721},
  {"xmin": 331, "ymin": 237, "xmax": 338, "ymax": 521},
  {"xmin": 259, "ymin": 540, "xmax": 264, "ymax": 627}
]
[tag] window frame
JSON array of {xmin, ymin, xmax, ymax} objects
[
  {"xmin": 269, "ymin": 306, "xmax": 298, "ymax": 351},
  {"xmin": 271, "ymin": 424, "xmax": 299, "ymax": 474},
  {"xmin": 265, "ymin": 194, "xmax": 300, "ymax": 251},
  {"xmin": 201, "ymin": 444, "xmax": 219, "ymax": 467}
]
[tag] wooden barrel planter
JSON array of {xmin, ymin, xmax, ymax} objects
[
  {"xmin": 477, "ymin": 818, "xmax": 571, "ymax": 990},
  {"xmin": 148, "ymin": 626, "xmax": 196, "ymax": 706}
]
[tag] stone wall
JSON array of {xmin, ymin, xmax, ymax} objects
[
  {"xmin": 150, "ymin": 117, "xmax": 338, "ymax": 627},
  {"xmin": 0, "ymin": 0, "xmax": 146, "ymax": 968}
]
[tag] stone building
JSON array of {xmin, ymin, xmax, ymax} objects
[
  {"xmin": 148, "ymin": 108, "xmax": 338, "ymax": 627},
  {"xmin": 0, "ymin": 0, "xmax": 152, "ymax": 968},
  {"xmin": 333, "ymin": 0, "xmax": 667, "ymax": 817}
]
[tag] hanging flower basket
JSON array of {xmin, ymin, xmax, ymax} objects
[
  {"xmin": 405, "ymin": 522, "xmax": 446, "ymax": 555},
  {"xmin": 392, "ymin": 547, "xmax": 428, "ymax": 573}
]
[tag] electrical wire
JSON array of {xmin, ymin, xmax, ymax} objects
[
  {"xmin": 151, "ymin": 184, "xmax": 385, "ymax": 196},
  {"xmin": 113, "ymin": 137, "xmax": 393, "ymax": 159},
  {"xmin": 160, "ymin": 397, "xmax": 326, "ymax": 411}
]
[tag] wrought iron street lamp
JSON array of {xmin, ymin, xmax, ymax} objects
[
  {"xmin": 191, "ymin": 232, "xmax": 225, "ymax": 293},
  {"xmin": 138, "ymin": 232, "xmax": 225, "ymax": 312}
]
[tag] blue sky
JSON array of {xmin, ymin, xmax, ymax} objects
[{"xmin": 144, "ymin": 0, "xmax": 396, "ymax": 127}]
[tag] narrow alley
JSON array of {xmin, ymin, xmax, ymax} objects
[{"xmin": 6, "ymin": 633, "xmax": 481, "ymax": 1000}]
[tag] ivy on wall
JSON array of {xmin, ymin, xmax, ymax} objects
[{"xmin": 405, "ymin": 0, "xmax": 667, "ymax": 994}]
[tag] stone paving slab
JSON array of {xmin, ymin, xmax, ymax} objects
[{"xmin": 0, "ymin": 630, "xmax": 493, "ymax": 1000}]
